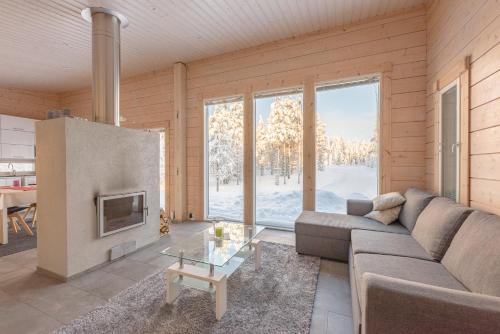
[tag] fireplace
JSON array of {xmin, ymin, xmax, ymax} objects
[{"xmin": 97, "ymin": 191, "xmax": 147, "ymax": 237}]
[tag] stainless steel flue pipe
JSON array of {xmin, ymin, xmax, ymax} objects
[{"xmin": 82, "ymin": 7, "xmax": 128, "ymax": 126}]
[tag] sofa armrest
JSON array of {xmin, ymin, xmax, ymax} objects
[
  {"xmin": 361, "ymin": 273, "xmax": 500, "ymax": 334},
  {"xmin": 347, "ymin": 199, "xmax": 373, "ymax": 216}
]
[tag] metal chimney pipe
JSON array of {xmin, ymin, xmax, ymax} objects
[{"xmin": 82, "ymin": 7, "xmax": 128, "ymax": 126}]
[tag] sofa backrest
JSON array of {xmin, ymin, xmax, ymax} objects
[
  {"xmin": 398, "ymin": 188, "xmax": 435, "ymax": 232},
  {"xmin": 442, "ymin": 211, "xmax": 500, "ymax": 297},
  {"xmin": 411, "ymin": 197, "xmax": 472, "ymax": 261}
]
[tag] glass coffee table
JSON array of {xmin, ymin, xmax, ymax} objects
[{"xmin": 161, "ymin": 222, "xmax": 264, "ymax": 320}]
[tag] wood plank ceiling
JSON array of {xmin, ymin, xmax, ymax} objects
[{"xmin": 0, "ymin": 0, "xmax": 428, "ymax": 92}]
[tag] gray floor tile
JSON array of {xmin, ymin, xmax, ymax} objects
[
  {"xmin": 0, "ymin": 291, "xmax": 61, "ymax": 334},
  {"xmin": 258, "ymin": 229, "xmax": 295, "ymax": 245},
  {"xmin": 0, "ymin": 269, "xmax": 61, "ymax": 301},
  {"xmin": 312, "ymin": 258, "xmax": 353, "ymax": 334},
  {"xmin": 21, "ymin": 283, "xmax": 105, "ymax": 324},
  {"xmin": 101, "ymin": 258, "xmax": 161, "ymax": 281},
  {"xmin": 127, "ymin": 245, "xmax": 164, "ymax": 263},
  {"xmin": 327, "ymin": 312, "xmax": 353, "ymax": 334},
  {"xmin": 147, "ymin": 253, "xmax": 179, "ymax": 269},
  {"xmin": 2, "ymin": 248, "xmax": 38, "ymax": 269},
  {"xmin": 68, "ymin": 269, "xmax": 136, "ymax": 300},
  {"xmin": 309, "ymin": 308, "xmax": 328, "ymax": 334},
  {"xmin": 0, "ymin": 258, "xmax": 23, "ymax": 275}
]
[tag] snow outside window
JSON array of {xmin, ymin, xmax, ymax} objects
[
  {"xmin": 205, "ymin": 99, "xmax": 244, "ymax": 221},
  {"xmin": 315, "ymin": 78, "xmax": 380, "ymax": 213},
  {"xmin": 254, "ymin": 91, "xmax": 304, "ymax": 229}
]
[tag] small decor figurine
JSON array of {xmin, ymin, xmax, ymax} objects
[{"xmin": 160, "ymin": 209, "xmax": 170, "ymax": 236}]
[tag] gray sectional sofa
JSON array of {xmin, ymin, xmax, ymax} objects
[{"xmin": 295, "ymin": 188, "xmax": 500, "ymax": 334}]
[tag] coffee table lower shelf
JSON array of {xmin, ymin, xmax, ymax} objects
[{"xmin": 165, "ymin": 239, "xmax": 261, "ymax": 320}]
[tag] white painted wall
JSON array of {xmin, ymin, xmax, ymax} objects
[{"xmin": 36, "ymin": 118, "xmax": 160, "ymax": 278}]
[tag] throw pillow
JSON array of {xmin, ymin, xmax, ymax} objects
[
  {"xmin": 412, "ymin": 197, "xmax": 472, "ymax": 261},
  {"xmin": 365, "ymin": 206, "xmax": 402, "ymax": 225},
  {"xmin": 372, "ymin": 192, "xmax": 406, "ymax": 211},
  {"xmin": 398, "ymin": 188, "xmax": 436, "ymax": 232}
]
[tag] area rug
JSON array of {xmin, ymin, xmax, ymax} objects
[
  {"xmin": 0, "ymin": 220, "xmax": 36, "ymax": 257},
  {"xmin": 55, "ymin": 242, "xmax": 320, "ymax": 334}
]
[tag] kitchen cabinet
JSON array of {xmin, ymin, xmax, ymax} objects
[
  {"xmin": 1, "ymin": 129, "xmax": 35, "ymax": 146},
  {"xmin": 1, "ymin": 144, "xmax": 35, "ymax": 159},
  {"xmin": 0, "ymin": 115, "xmax": 36, "ymax": 160},
  {"xmin": 1, "ymin": 115, "xmax": 36, "ymax": 132}
]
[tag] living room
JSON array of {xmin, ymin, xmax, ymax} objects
[{"xmin": 0, "ymin": 0, "xmax": 499, "ymax": 333}]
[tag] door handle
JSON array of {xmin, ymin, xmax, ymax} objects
[{"xmin": 451, "ymin": 142, "xmax": 460, "ymax": 153}]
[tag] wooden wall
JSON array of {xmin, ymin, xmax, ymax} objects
[
  {"xmin": 185, "ymin": 9, "xmax": 427, "ymax": 219},
  {"xmin": 55, "ymin": 9, "xmax": 428, "ymax": 220},
  {"xmin": 425, "ymin": 0, "xmax": 500, "ymax": 214},
  {"xmin": 0, "ymin": 87, "xmax": 60, "ymax": 120}
]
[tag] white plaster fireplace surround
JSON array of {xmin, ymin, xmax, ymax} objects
[{"xmin": 36, "ymin": 117, "xmax": 160, "ymax": 280}]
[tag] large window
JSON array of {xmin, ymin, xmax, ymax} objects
[
  {"xmin": 205, "ymin": 98, "xmax": 244, "ymax": 221},
  {"xmin": 315, "ymin": 78, "xmax": 379, "ymax": 213},
  {"xmin": 254, "ymin": 91, "xmax": 303, "ymax": 229}
]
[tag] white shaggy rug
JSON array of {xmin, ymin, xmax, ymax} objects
[{"xmin": 55, "ymin": 242, "xmax": 320, "ymax": 334}]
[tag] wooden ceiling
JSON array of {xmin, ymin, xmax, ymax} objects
[{"xmin": 0, "ymin": 0, "xmax": 428, "ymax": 92}]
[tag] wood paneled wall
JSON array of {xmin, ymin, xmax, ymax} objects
[
  {"xmin": 425, "ymin": 0, "xmax": 500, "ymax": 214},
  {"xmin": 185, "ymin": 9, "xmax": 427, "ymax": 219},
  {"xmin": 36, "ymin": 9, "xmax": 428, "ymax": 220},
  {"xmin": 0, "ymin": 87, "xmax": 60, "ymax": 120}
]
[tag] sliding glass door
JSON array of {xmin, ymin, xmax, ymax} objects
[
  {"xmin": 315, "ymin": 78, "xmax": 379, "ymax": 213},
  {"xmin": 205, "ymin": 98, "xmax": 244, "ymax": 221},
  {"xmin": 254, "ymin": 91, "xmax": 303, "ymax": 229}
]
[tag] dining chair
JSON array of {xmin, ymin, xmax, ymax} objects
[
  {"xmin": 23, "ymin": 203, "xmax": 37, "ymax": 228},
  {"xmin": 8, "ymin": 206, "xmax": 34, "ymax": 236}
]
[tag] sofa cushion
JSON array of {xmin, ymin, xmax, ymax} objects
[
  {"xmin": 372, "ymin": 192, "xmax": 406, "ymax": 211},
  {"xmin": 295, "ymin": 211, "xmax": 409, "ymax": 241},
  {"xmin": 353, "ymin": 254, "xmax": 467, "ymax": 306},
  {"xmin": 365, "ymin": 206, "xmax": 402, "ymax": 225},
  {"xmin": 351, "ymin": 230, "xmax": 434, "ymax": 261},
  {"xmin": 399, "ymin": 188, "xmax": 435, "ymax": 232},
  {"xmin": 412, "ymin": 197, "xmax": 472, "ymax": 261},
  {"xmin": 442, "ymin": 211, "xmax": 500, "ymax": 297},
  {"xmin": 347, "ymin": 199, "xmax": 373, "ymax": 216}
]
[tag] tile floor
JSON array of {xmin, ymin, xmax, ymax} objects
[{"xmin": 0, "ymin": 223, "xmax": 352, "ymax": 334}]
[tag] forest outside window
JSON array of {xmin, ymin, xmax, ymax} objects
[{"xmin": 204, "ymin": 97, "xmax": 244, "ymax": 221}]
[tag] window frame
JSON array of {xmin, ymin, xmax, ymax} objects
[
  {"xmin": 203, "ymin": 95, "xmax": 245, "ymax": 221},
  {"xmin": 252, "ymin": 87, "xmax": 304, "ymax": 228},
  {"xmin": 438, "ymin": 78, "xmax": 461, "ymax": 202},
  {"xmin": 314, "ymin": 76, "xmax": 381, "ymax": 210}
]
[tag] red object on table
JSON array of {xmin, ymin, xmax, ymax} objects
[{"xmin": 0, "ymin": 186, "xmax": 36, "ymax": 191}]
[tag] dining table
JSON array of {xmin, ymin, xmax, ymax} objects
[{"xmin": 0, "ymin": 186, "xmax": 37, "ymax": 244}]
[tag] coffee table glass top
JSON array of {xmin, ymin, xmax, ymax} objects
[{"xmin": 161, "ymin": 222, "xmax": 264, "ymax": 267}]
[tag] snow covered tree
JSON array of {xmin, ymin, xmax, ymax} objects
[
  {"xmin": 266, "ymin": 96, "xmax": 302, "ymax": 185},
  {"xmin": 255, "ymin": 115, "xmax": 268, "ymax": 176},
  {"xmin": 316, "ymin": 115, "xmax": 329, "ymax": 171},
  {"xmin": 208, "ymin": 101, "xmax": 243, "ymax": 191}
]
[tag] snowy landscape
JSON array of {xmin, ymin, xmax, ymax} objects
[
  {"xmin": 209, "ymin": 165, "xmax": 377, "ymax": 229},
  {"xmin": 207, "ymin": 94, "xmax": 378, "ymax": 229}
]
